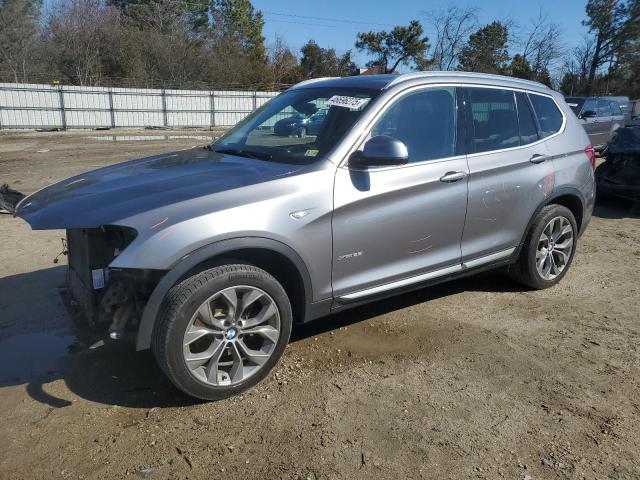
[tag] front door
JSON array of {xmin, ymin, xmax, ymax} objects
[{"xmin": 331, "ymin": 86, "xmax": 468, "ymax": 299}]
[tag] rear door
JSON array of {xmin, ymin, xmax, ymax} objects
[
  {"xmin": 331, "ymin": 86, "xmax": 468, "ymax": 299},
  {"xmin": 579, "ymin": 98, "xmax": 603, "ymax": 146},
  {"xmin": 461, "ymin": 87, "xmax": 556, "ymax": 264},
  {"xmin": 596, "ymin": 99, "xmax": 614, "ymax": 144}
]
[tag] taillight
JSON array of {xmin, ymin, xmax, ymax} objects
[{"xmin": 584, "ymin": 144, "xmax": 596, "ymax": 170}]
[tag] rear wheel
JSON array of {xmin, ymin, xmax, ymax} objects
[
  {"xmin": 152, "ymin": 264, "xmax": 292, "ymax": 400},
  {"xmin": 511, "ymin": 204, "xmax": 577, "ymax": 289}
]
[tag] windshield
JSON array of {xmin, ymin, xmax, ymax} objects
[
  {"xmin": 212, "ymin": 87, "xmax": 379, "ymax": 164},
  {"xmin": 565, "ymin": 97, "xmax": 585, "ymax": 116}
]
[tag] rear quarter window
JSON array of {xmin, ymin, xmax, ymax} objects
[{"xmin": 529, "ymin": 94, "xmax": 564, "ymax": 138}]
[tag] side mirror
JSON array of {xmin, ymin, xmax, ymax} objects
[
  {"xmin": 581, "ymin": 110, "xmax": 597, "ymax": 119},
  {"xmin": 350, "ymin": 135, "xmax": 409, "ymax": 168}
]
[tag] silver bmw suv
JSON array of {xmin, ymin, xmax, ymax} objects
[{"xmin": 16, "ymin": 72, "xmax": 595, "ymax": 400}]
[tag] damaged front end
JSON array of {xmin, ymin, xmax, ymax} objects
[{"xmin": 64, "ymin": 226, "xmax": 163, "ymax": 340}]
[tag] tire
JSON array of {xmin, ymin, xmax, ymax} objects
[
  {"xmin": 152, "ymin": 264, "xmax": 292, "ymax": 401},
  {"xmin": 510, "ymin": 204, "xmax": 578, "ymax": 290}
]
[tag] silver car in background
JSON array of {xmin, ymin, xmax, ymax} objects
[
  {"xmin": 566, "ymin": 96, "xmax": 626, "ymax": 150},
  {"xmin": 16, "ymin": 72, "xmax": 595, "ymax": 400}
]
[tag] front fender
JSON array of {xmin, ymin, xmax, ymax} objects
[{"xmin": 134, "ymin": 237, "xmax": 314, "ymax": 351}]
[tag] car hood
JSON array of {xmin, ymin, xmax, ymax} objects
[{"xmin": 16, "ymin": 148, "xmax": 306, "ymax": 230}]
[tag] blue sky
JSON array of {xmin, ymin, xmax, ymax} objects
[{"xmin": 253, "ymin": 0, "xmax": 591, "ymax": 69}]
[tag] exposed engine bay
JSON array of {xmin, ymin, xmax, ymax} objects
[{"xmin": 65, "ymin": 226, "xmax": 162, "ymax": 340}]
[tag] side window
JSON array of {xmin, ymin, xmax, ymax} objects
[
  {"xmin": 610, "ymin": 101, "xmax": 623, "ymax": 116},
  {"xmin": 597, "ymin": 100, "xmax": 612, "ymax": 117},
  {"xmin": 467, "ymin": 87, "xmax": 519, "ymax": 153},
  {"xmin": 515, "ymin": 91, "xmax": 539, "ymax": 145},
  {"xmin": 529, "ymin": 94, "xmax": 564, "ymax": 138},
  {"xmin": 371, "ymin": 87, "xmax": 456, "ymax": 162},
  {"xmin": 582, "ymin": 98, "xmax": 597, "ymax": 116}
]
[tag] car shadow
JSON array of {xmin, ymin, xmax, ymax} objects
[{"xmin": 0, "ymin": 265, "xmax": 522, "ymax": 409}]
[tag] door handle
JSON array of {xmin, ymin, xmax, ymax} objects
[
  {"xmin": 439, "ymin": 171, "xmax": 467, "ymax": 183},
  {"xmin": 530, "ymin": 154, "xmax": 548, "ymax": 164}
]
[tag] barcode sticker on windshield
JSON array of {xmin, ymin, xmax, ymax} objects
[{"xmin": 326, "ymin": 95, "xmax": 370, "ymax": 110}]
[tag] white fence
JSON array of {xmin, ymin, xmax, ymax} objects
[{"xmin": 0, "ymin": 83, "xmax": 281, "ymax": 129}]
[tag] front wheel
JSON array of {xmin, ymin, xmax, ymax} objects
[
  {"xmin": 152, "ymin": 264, "xmax": 292, "ymax": 400},
  {"xmin": 510, "ymin": 204, "xmax": 577, "ymax": 289}
]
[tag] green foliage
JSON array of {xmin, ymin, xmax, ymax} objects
[
  {"xmin": 210, "ymin": 0, "xmax": 265, "ymax": 59},
  {"xmin": 458, "ymin": 21, "xmax": 510, "ymax": 74},
  {"xmin": 509, "ymin": 54, "xmax": 533, "ymax": 79},
  {"xmin": 356, "ymin": 20, "xmax": 432, "ymax": 73},
  {"xmin": 581, "ymin": 0, "xmax": 638, "ymax": 93},
  {"xmin": 300, "ymin": 40, "xmax": 357, "ymax": 78}
]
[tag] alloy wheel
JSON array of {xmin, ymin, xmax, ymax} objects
[
  {"xmin": 182, "ymin": 286, "xmax": 281, "ymax": 386},
  {"xmin": 536, "ymin": 216, "xmax": 574, "ymax": 281}
]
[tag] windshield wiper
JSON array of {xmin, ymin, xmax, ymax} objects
[{"xmin": 213, "ymin": 147, "xmax": 272, "ymax": 161}]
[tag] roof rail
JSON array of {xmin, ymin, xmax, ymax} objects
[
  {"xmin": 385, "ymin": 71, "xmax": 548, "ymax": 90},
  {"xmin": 290, "ymin": 77, "xmax": 338, "ymax": 89}
]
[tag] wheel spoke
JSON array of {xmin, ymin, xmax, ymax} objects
[
  {"xmin": 241, "ymin": 302, "xmax": 277, "ymax": 329},
  {"xmin": 228, "ymin": 342, "xmax": 244, "ymax": 382},
  {"xmin": 549, "ymin": 254, "xmax": 559, "ymax": 275},
  {"xmin": 198, "ymin": 302, "xmax": 225, "ymax": 329},
  {"xmin": 552, "ymin": 248, "xmax": 569, "ymax": 265},
  {"xmin": 551, "ymin": 218, "xmax": 562, "ymax": 242},
  {"xmin": 555, "ymin": 237, "xmax": 573, "ymax": 250},
  {"xmin": 536, "ymin": 254, "xmax": 547, "ymax": 271},
  {"xmin": 239, "ymin": 289, "xmax": 263, "ymax": 317},
  {"xmin": 243, "ymin": 325, "xmax": 280, "ymax": 343},
  {"xmin": 185, "ymin": 338, "xmax": 224, "ymax": 369},
  {"xmin": 220, "ymin": 289, "xmax": 238, "ymax": 318},
  {"xmin": 542, "ymin": 256, "xmax": 552, "ymax": 278},
  {"xmin": 204, "ymin": 340, "xmax": 227, "ymax": 384},
  {"xmin": 184, "ymin": 325, "xmax": 216, "ymax": 345},
  {"xmin": 539, "ymin": 232, "xmax": 549, "ymax": 246},
  {"xmin": 237, "ymin": 339, "xmax": 270, "ymax": 365}
]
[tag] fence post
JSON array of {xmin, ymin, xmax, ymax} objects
[
  {"xmin": 161, "ymin": 89, "xmax": 168, "ymax": 127},
  {"xmin": 252, "ymin": 91, "xmax": 257, "ymax": 111},
  {"xmin": 209, "ymin": 92, "xmax": 216, "ymax": 129},
  {"xmin": 58, "ymin": 86, "xmax": 67, "ymax": 130},
  {"xmin": 107, "ymin": 88, "xmax": 116, "ymax": 128}
]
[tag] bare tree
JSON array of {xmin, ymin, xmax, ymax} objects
[
  {"xmin": 44, "ymin": 0, "xmax": 123, "ymax": 85},
  {"xmin": 521, "ymin": 10, "xmax": 562, "ymax": 73},
  {"xmin": 267, "ymin": 35, "xmax": 301, "ymax": 87},
  {"xmin": 426, "ymin": 6, "xmax": 478, "ymax": 71},
  {"xmin": 559, "ymin": 36, "xmax": 596, "ymax": 95},
  {"xmin": 0, "ymin": 0, "xmax": 42, "ymax": 82}
]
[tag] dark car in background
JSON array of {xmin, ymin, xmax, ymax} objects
[
  {"xmin": 596, "ymin": 126, "xmax": 640, "ymax": 201},
  {"xmin": 273, "ymin": 109, "xmax": 327, "ymax": 137},
  {"xmin": 566, "ymin": 96, "xmax": 626, "ymax": 150}
]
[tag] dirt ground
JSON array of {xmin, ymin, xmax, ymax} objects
[{"xmin": 1, "ymin": 129, "xmax": 639, "ymax": 480}]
